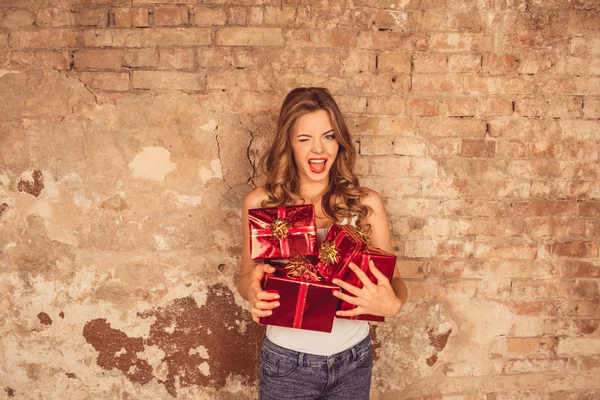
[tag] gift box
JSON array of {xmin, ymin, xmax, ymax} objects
[
  {"xmin": 249, "ymin": 205, "xmax": 317, "ymax": 260},
  {"xmin": 259, "ymin": 258, "xmax": 338, "ymax": 333},
  {"xmin": 337, "ymin": 246, "xmax": 396, "ymax": 322},
  {"xmin": 317, "ymin": 224, "xmax": 397, "ymax": 322}
]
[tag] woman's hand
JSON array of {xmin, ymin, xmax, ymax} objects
[
  {"xmin": 248, "ymin": 263, "xmax": 280, "ymax": 324},
  {"xmin": 332, "ymin": 260, "xmax": 403, "ymax": 318}
]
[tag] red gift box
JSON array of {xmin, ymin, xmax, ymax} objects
[
  {"xmin": 249, "ymin": 205, "xmax": 317, "ymax": 260},
  {"xmin": 259, "ymin": 261, "xmax": 338, "ymax": 333},
  {"xmin": 317, "ymin": 224, "xmax": 397, "ymax": 322}
]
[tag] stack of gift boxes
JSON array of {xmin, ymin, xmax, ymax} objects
[{"xmin": 249, "ymin": 204, "xmax": 397, "ymax": 333}]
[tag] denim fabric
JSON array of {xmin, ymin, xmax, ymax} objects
[{"xmin": 259, "ymin": 335, "xmax": 372, "ymax": 399}]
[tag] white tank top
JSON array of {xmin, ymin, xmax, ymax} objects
[{"xmin": 265, "ymin": 216, "xmax": 370, "ymax": 356}]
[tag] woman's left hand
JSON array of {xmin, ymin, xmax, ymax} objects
[{"xmin": 332, "ymin": 260, "xmax": 403, "ymax": 318}]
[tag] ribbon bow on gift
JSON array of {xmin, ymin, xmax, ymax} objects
[
  {"xmin": 249, "ymin": 206, "xmax": 316, "ymax": 258},
  {"xmin": 284, "ymin": 256, "xmax": 322, "ymax": 282}
]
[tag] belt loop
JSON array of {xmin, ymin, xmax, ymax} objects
[
  {"xmin": 298, "ymin": 352, "xmax": 304, "ymax": 367},
  {"xmin": 351, "ymin": 346, "xmax": 357, "ymax": 361}
]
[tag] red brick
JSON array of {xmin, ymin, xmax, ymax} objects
[
  {"xmin": 35, "ymin": 8, "xmax": 74, "ymax": 27},
  {"xmin": 461, "ymin": 139, "xmax": 496, "ymax": 158},
  {"xmin": 506, "ymin": 337, "xmax": 557, "ymax": 354},
  {"xmin": 75, "ymin": 71, "xmax": 129, "ymax": 91},
  {"xmin": 465, "ymin": 76, "xmax": 535, "ymax": 95},
  {"xmin": 207, "ymin": 69, "xmax": 270, "ymax": 91},
  {"xmin": 508, "ymin": 300, "xmax": 559, "ymax": 316},
  {"xmin": 158, "ymin": 48, "xmax": 193, "ymax": 70},
  {"xmin": 373, "ymin": 10, "xmax": 408, "ymax": 30},
  {"xmin": 229, "ymin": 90, "xmax": 279, "ymax": 113},
  {"xmin": 505, "ymin": 358, "xmax": 567, "ymax": 374},
  {"xmin": 514, "ymin": 99, "xmax": 549, "ymax": 117},
  {"xmin": 74, "ymin": 7, "xmax": 108, "ymax": 27},
  {"xmin": 488, "ymin": 118, "xmax": 559, "ymax": 141},
  {"xmin": 480, "ymin": 97, "xmax": 513, "ymax": 116},
  {"xmin": 84, "ymin": 28, "xmax": 210, "ymax": 47},
  {"xmin": 247, "ymin": 7, "xmax": 263, "ymax": 25},
  {"xmin": 428, "ymin": 260, "xmax": 483, "ymax": 279},
  {"xmin": 578, "ymin": 202, "xmax": 600, "ymax": 217},
  {"xmin": 412, "ymin": 53, "xmax": 447, "ymax": 73},
  {"xmin": 407, "ymin": 98, "xmax": 440, "ymax": 116},
  {"xmin": 227, "ymin": 6, "xmax": 247, "ymax": 25},
  {"xmin": 197, "ymin": 47, "xmax": 230, "ymax": 68},
  {"xmin": 123, "ymin": 48, "xmax": 157, "ymax": 68},
  {"xmin": 551, "ymin": 241, "xmax": 599, "ymax": 258},
  {"xmin": 430, "ymin": 33, "xmax": 475, "ymax": 51},
  {"xmin": 560, "ymin": 300, "xmax": 600, "ymax": 317},
  {"xmin": 448, "ymin": 54, "xmax": 481, "ymax": 72},
  {"xmin": 444, "ymin": 97, "xmax": 477, "ymax": 117},
  {"xmin": 341, "ymin": 51, "xmax": 374, "ymax": 75},
  {"xmin": 348, "ymin": 74, "xmax": 409, "ymax": 95},
  {"xmin": 306, "ymin": 50, "xmax": 342, "ymax": 73},
  {"xmin": 397, "ymin": 260, "xmax": 427, "ymax": 279},
  {"xmin": 474, "ymin": 242, "xmax": 537, "ymax": 260},
  {"xmin": 420, "ymin": 118, "xmax": 487, "ymax": 138},
  {"xmin": 411, "ymin": 74, "xmax": 463, "ymax": 93},
  {"xmin": 583, "ymin": 99, "xmax": 600, "ymax": 118},
  {"xmin": 531, "ymin": 141, "xmax": 563, "ymax": 158},
  {"xmin": 10, "ymin": 29, "xmax": 81, "ymax": 48},
  {"xmin": 262, "ymin": 6, "xmax": 295, "ymax": 25},
  {"xmin": 0, "ymin": 50, "xmax": 71, "ymax": 70},
  {"xmin": 154, "ymin": 6, "xmax": 188, "ymax": 26},
  {"xmin": 131, "ymin": 70, "xmax": 205, "ymax": 90},
  {"xmin": 74, "ymin": 49, "xmax": 122, "ymax": 69},
  {"xmin": 483, "ymin": 54, "xmax": 519, "ymax": 75},
  {"xmin": 113, "ymin": 8, "xmax": 149, "ymax": 28},
  {"xmin": 217, "ymin": 27, "xmax": 283, "ymax": 46},
  {"xmin": 357, "ymin": 31, "xmax": 428, "ymax": 51},
  {"xmin": 514, "ymin": 201, "xmax": 577, "ymax": 217},
  {"xmin": 359, "ymin": 136, "xmax": 393, "ymax": 156},
  {"xmin": 450, "ymin": 11, "xmax": 482, "ymax": 31},
  {"xmin": 1, "ymin": 9, "xmax": 35, "ymax": 29},
  {"xmin": 557, "ymin": 337, "xmax": 600, "ymax": 355},
  {"xmin": 377, "ymin": 52, "xmax": 411, "ymax": 73}
]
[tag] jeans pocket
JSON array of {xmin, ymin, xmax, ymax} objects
[
  {"xmin": 355, "ymin": 348, "xmax": 373, "ymax": 369},
  {"xmin": 261, "ymin": 350, "xmax": 298, "ymax": 378}
]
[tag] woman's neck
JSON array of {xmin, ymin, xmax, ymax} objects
[{"xmin": 298, "ymin": 180, "xmax": 329, "ymax": 203}]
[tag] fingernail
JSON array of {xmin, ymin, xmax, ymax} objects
[
  {"xmin": 267, "ymin": 310, "xmax": 273, "ymax": 315},
  {"xmin": 274, "ymin": 302, "xmax": 280, "ymax": 307},
  {"xmin": 274, "ymin": 294, "xmax": 280, "ymax": 299}
]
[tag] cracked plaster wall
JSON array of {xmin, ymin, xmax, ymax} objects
[{"xmin": 1, "ymin": 0, "xmax": 600, "ymax": 399}]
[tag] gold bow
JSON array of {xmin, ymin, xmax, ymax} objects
[
  {"xmin": 270, "ymin": 218, "xmax": 289, "ymax": 240},
  {"xmin": 285, "ymin": 256, "xmax": 320, "ymax": 281},
  {"xmin": 355, "ymin": 227, "xmax": 370, "ymax": 245},
  {"xmin": 319, "ymin": 241, "xmax": 339, "ymax": 265}
]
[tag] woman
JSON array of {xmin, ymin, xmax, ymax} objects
[{"xmin": 236, "ymin": 87, "xmax": 407, "ymax": 399}]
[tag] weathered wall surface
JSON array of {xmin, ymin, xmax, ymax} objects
[{"xmin": 0, "ymin": 0, "xmax": 599, "ymax": 399}]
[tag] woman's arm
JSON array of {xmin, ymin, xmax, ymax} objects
[
  {"xmin": 331, "ymin": 188, "xmax": 407, "ymax": 318},
  {"xmin": 236, "ymin": 187, "xmax": 280, "ymax": 323},
  {"xmin": 362, "ymin": 188, "xmax": 408, "ymax": 310}
]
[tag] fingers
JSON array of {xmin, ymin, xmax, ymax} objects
[
  {"xmin": 331, "ymin": 278, "xmax": 361, "ymax": 297},
  {"xmin": 332, "ymin": 290, "xmax": 362, "ymax": 306},
  {"xmin": 257, "ymin": 290, "xmax": 280, "ymax": 301},
  {"xmin": 253, "ymin": 263, "xmax": 275, "ymax": 278},
  {"xmin": 255, "ymin": 300, "xmax": 280, "ymax": 310},
  {"xmin": 348, "ymin": 262, "xmax": 376, "ymax": 289},
  {"xmin": 251, "ymin": 307, "xmax": 274, "ymax": 318},
  {"xmin": 336, "ymin": 307, "xmax": 364, "ymax": 317},
  {"xmin": 368, "ymin": 260, "xmax": 389, "ymax": 285}
]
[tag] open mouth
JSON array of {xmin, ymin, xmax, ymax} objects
[{"xmin": 308, "ymin": 158, "xmax": 327, "ymax": 174}]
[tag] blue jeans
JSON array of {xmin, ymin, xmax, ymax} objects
[{"xmin": 259, "ymin": 335, "xmax": 372, "ymax": 399}]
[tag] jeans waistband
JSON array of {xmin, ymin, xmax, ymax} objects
[{"xmin": 262, "ymin": 335, "xmax": 371, "ymax": 367}]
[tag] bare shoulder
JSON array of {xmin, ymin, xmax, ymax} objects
[
  {"xmin": 243, "ymin": 185, "xmax": 269, "ymax": 209},
  {"xmin": 359, "ymin": 187, "xmax": 385, "ymax": 210}
]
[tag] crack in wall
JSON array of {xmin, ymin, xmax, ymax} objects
[
  {"xmin": 214, "ymin": 123, "xmax": 232, "ymax": 190},
  {"xmin": 239, "ymin": 121, "xmax": 257, "ymax": 188}
]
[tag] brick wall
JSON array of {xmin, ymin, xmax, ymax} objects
[{"xmin": 0, "ymin": 0, "xmax": 599, "ymax": 399}]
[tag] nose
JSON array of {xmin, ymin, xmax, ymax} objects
[{"xmin": 312, "ymin": 139, "xmax": 324, "ymax": 154}]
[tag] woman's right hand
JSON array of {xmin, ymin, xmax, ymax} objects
[{"xmin": 248, "ymin": 263, "xmax": 281, "ymax": 324}]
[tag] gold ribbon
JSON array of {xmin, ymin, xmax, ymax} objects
[
  {"xmin": 355, "ymin": 227, "xmax": 370, "ymax": 245},
  {"xmin": 285, "ymin": 256, "xmax": 320, "ymax": 281},
  {"xmin": 270, "ymin": 218, "xmax": 290, "ymax": 240},
  {"xmin": 319, "ymin": 241, "xmax": 339, "ymax": 265}
]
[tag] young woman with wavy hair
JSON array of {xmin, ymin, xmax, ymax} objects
[{"xmin": 237, "ymin": 87, "xmax": 407, "ymax": 400}]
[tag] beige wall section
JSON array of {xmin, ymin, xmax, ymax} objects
[{"xmin": 0, "ymin": 0, "xmax": 599, "ymax": 399}]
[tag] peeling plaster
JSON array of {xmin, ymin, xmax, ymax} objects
[{"xmin": 128, "ymin": 147, "xmax": 177, "ymax": 182}]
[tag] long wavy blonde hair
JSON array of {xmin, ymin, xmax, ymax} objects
[{"xmin": 260, "ymin": 87, "xmax": 372, "ymax": 233}]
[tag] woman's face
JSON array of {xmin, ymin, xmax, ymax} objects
[{"xmin": 291, "ymin": 109, "xmax": 340, "ymax": 184}]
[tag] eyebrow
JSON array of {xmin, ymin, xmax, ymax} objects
[{"xmin": 297, "ymin": 129, "xmax": 335, "ymax": 138}]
